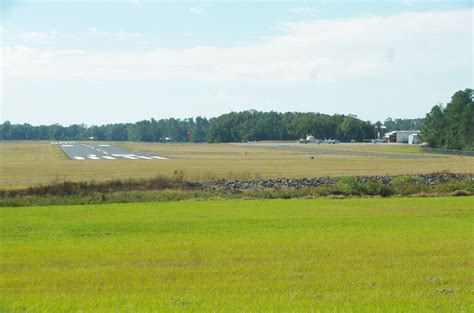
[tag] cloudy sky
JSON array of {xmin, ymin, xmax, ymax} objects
[{"xmin": 1, "ymin": 0, "xmax": 472, "ymax": 125}]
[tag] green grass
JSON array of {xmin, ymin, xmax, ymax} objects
[{"xmin": 1, "ymin": 197, "xmax": 472, "ymax": 312}]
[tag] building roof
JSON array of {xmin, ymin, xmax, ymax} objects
[
  {"xmin": 383, "ymin": 130, "xmax": 420, "ymax": 138},
  {"xmin": 392, "ymin": 130, "xmax": 421, "ymax": 134}
]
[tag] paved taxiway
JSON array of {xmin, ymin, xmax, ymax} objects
[
  {"xmin": 55, "ymin": 143, "xmax": 168, "ymax": 160},
  {"xmin": 233, "ymin": 142, "xmax": 445, "ymax": 159}
]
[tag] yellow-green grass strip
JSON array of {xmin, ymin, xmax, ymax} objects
[{"xmin": 1, "ymin": 197, "xmax": 472, "ymax": 311}]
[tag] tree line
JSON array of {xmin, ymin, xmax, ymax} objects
[
  {"xmin": 422, "ymin": 89, "xmax": 473, "ymax": 151},
  {"xmin": 383, "ymin": 117, "xmax": 424, "ymax": 132},
  {"xmin": 0, "ymin": 112, "xmax": 377, "ymax": 143},
  {"xmin": 0, "ymin": 112, "xmax": 427, "ymax": 143},
  {"xmin": 2, "ymin": 89, "xmax": 470, "ymax": 147}
]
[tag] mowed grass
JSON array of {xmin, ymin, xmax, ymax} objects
[
  {"xmin": 1, "ymin": 141, "xmax": 474, "ymax": 187},
  {"xmin": 1, "ymin": 197, "xmax": 472, "ymax": 312}
]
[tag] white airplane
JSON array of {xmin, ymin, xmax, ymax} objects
[{"xmin": 299, "ymin": 135, "xmax": 321, "ymax": 144}]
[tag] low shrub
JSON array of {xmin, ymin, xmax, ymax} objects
[
  {"xmin": 393, "ymin": 184, "xmax": 427, "ymax": 196},
  {"xmin": 1, "ymin": 173, "xmax": 472, "ymax": 207},
  {"xmin": 335, "ymin": 176, "xmax": 363, "ymax": 196},
  {"xmin": 0, "ymin": 175, "xmax": 196, "ymax": 198},
  {"xmin": 390, "ymin": 176, "xmax": 426, "ymax": 185},
  {"xmin": 361, "ymin": 182, "xmax": 394, "ymax": 197},
  {"xmin": 433, "ymin": 181, "xmax": 474, "ymax": 193}
]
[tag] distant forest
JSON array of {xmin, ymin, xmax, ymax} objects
[
  {"xmin": 0, "ymin": 113, "xmax": 422, "ymax": 143},
  {"xmin": 1, "ymin": 89, "xmax": 471, "ymax": 149}
]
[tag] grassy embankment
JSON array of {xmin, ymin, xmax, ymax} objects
[
  {"xmin": 1, "ymin": 197, "xmax": 472, "ymax": 311},
  {"xmin": 2, "ymin": 141, "xmax": 474, "ymax": 187},
  {"xmin": 1, "ymin": 173, "xmax": 472, "ymax": 207}
]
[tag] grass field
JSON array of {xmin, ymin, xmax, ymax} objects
[
  {"xmin": 1, "ymin": 141, "xmax": 473, "ymax": 187},
  {"xmin": 1, "ymin": 197, "xmax": 472, "ymax": 312}
]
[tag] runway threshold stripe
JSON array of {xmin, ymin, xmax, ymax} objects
[
  {"xmin": 136, "ymin": 156, "xmax": 153, "ymax": 160},
  {"xmin": 74, "ymin": 156, "xmax": 85, "ymax": 160},
  {"xmin": 88, "ymin": 156, "xmax": 100, "ymax": 160},
  {"xmin": 151, "ymin": 156, "xmax": 168, "ymax": 160},
  {"xmin": 102, "ymin": 156, "xmax": 116, "ymax": 160},
  {"xmin": 121, "ymin": 155, "xmax": 139, "ymax": 159}
]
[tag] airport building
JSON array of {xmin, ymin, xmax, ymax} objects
[
  {"xmin": 384, "ymin": 130, "xmax": 421, "ymax": 144},
  {"xmin": 408, "ymin": 133, "xmax": 421, "ymax": 145}
]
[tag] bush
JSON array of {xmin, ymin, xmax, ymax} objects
[
  {"xmin": 392, "ymin": 184, "xmax": 427, "ymax": 196},
  {"xmin": 335, "ymin": 176, "xmax": 363, "ymax": 196},
  {"xmin": 390, "ymin": 176, "xmax": 426, "ymax": 185},
  {"xmin": 433, "ymin": 181, "xmax": 474, "ymax": 193},
  {"xmin": 361, "ymin": 182, "xmax": 394, "ymax": 197}
]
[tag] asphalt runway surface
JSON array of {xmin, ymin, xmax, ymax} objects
[
  {"xmin": 55, "ymin": 142, "xmax": 168, "ymax": 160},
  {"xmin": 234, "ymin": 142, "xmax": 446, "ymax": 159}
]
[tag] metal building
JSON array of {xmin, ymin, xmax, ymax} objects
[
  {"xmin": 408, "ymin": 133, "xmax": 421, "ymax": 144},
  {"xmin": 384, "ymin": 131, "xmax": 421, "ymax": 143}
]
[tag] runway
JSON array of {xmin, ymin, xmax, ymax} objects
[
  {"xmin": 233, "ymin": 142, "xmax": 446, "ymax": 159},
  {"xmin": 55, "ymin": 142, "xmax": 168, "ymax": 160}
]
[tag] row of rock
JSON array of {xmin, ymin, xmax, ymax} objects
[{"xmin": 201, "ymin": 173, "xmax": 473, "ymax": 192}]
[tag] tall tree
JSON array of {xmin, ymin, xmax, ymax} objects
[{"xmin": 422, "ymin": 89, "xmax": 473, "ymax": 150}]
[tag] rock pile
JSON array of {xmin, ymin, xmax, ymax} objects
[{"xmin": 202, "ymin": 173, "xmax": 473, "ymax": 193}]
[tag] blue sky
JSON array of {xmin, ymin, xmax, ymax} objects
[{"xmin": 1, "ymin": 1, "xmax": 473, "ymax": 125}]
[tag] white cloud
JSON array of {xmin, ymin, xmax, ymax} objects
[
  {"xmin": 88, "ymin": 26, "xmax": 144, "ymax": 39},
  {"xmin": 2, "ymin": 9, "xmax": 472, "ymax": 84},
  {"xmin": 189, "ymin": 6, "xmax": 204, "ymax": 14},
  {"xmin": 214, "ymin": 90, "xmax": 231, "ymax": 100},
  {"xmin": 187, "ymin": 4, "xmax": 212, "ymax": 15},
  {"xmin": 18, "ymin": 31, "xmax": 57, "ymax": 42}
]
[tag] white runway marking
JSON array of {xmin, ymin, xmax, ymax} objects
[
  {"xmin": 112, "ymin": 154, "xmax": 139, "ymax": 159},
  {"xmin": 151, "ymin": 156, "xmax": 168, "ymax": 160},
  {"xmin": 136, "ymin": 156, "xmax": 153, "ymax": 160},
  {"xmin": 121, "ymin": 155, "xmax": 139, "ymax": 160},
  {"xmin": 61, "ymin": 144, "xmax": 169, "ymax": 161}
]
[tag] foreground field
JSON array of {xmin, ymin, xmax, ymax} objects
[
  {"xmin": 1, "ymin": 197, "xmax": 472, "ymax": 311},
  {"xmin": 1, "ymin": 141, "xmax": 473, "ymax": 187}
]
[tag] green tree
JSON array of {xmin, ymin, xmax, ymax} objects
[
  {"xmin": 422, "ymin": 105, "xmax": 445, "ymax": 147},
  {"xmin": 422, "ymin": 89, "xmax": 473, "ymax": 150}
]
